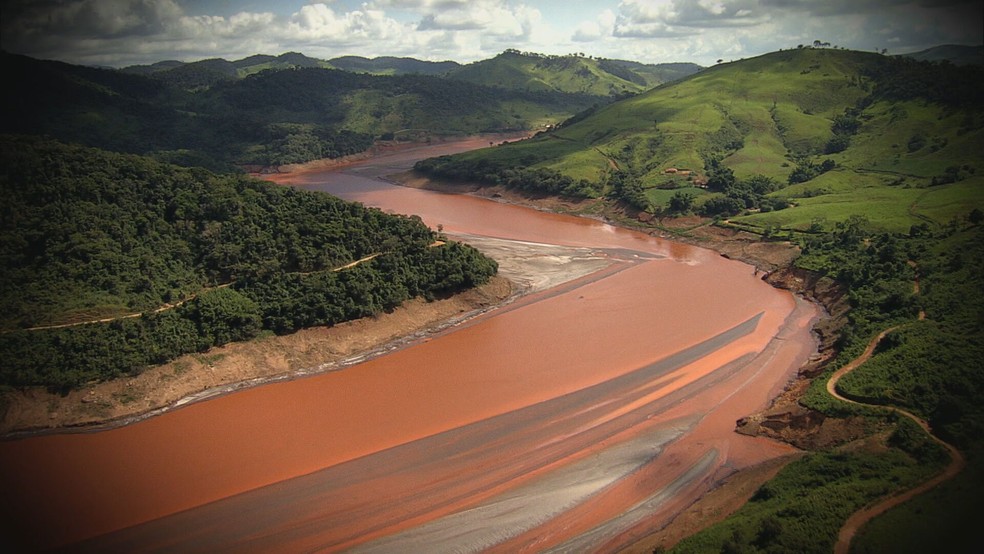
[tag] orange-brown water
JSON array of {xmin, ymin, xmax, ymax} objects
[{"xmin": 0, "ymin": 139, "xmax": 818, "ymax": 552}]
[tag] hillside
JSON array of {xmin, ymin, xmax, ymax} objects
[
  {"xmin": 420, "ymin": 47, "xmax": 984, "ymax": 232},
  {"xmin": 2, "ymin": 51, "xmax": 597, "ymax": 170},
  {"xmin": 446, "ymin": 50, "xmax": 700, "ymax": 97},
  {"xmin": 122, "ymin": 52, "xmax": 333, "ymax": 89},
  {"xmin": 0, "ymin": 136, "xmax": 497, "ymax": 390},
  {"xmin": 413, "ymin": 46, "xmax": 984, "ymax": 553}
]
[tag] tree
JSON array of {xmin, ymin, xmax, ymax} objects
[
  {"xmin": 186, "ymin": 287, "xmax": 262, "ymax": 346},
  {"xmin": 669, "ymin": 191, "xmax": 695, "ymax": 214}
]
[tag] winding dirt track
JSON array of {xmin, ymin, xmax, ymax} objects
[{"xmin": 827, "ymin": 327, "xmax": 966, "ymax": 554}]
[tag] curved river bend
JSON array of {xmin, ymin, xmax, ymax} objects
[{"xmin": 0, "ymin": 139, "xmax": 818, "ymax": 552}]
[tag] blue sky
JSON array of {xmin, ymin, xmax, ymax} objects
[{"xmin": 2, "ymin": 1, "xmax": 981, "ymax": 67}]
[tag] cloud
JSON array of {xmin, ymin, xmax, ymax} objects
[
  {"xmin": 613, "ymin": 0, "xmax": 767, "ymax": 37},
  {"xmin": 0, "ymin": 0, "xmax": 980, "ymax": 68},
  {"xmin": 573, "ymin": 9, "xmax": 617, "ymax": 42},
  {"xmin": 413, "ymin": 0, "xmax": 541, "ymax": 39},
  {"xmin": 285, "ymin": 3, "xmax": 404, "ymax": 42}
]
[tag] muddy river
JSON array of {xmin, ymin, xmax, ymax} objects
[{"xmin": 0, "ymin": 138, "xmax": 818, "ymax": 552}]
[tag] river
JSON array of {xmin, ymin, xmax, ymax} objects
[{"xmin": 0, "ymin": 138, "xmax": 818, "ymax": 552}]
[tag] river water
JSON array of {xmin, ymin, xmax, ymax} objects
[{"xmin": 0, "ymin": 139, "xmax": 818, "ymax": 552}]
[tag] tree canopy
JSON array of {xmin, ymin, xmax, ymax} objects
[{"xmin": 0, "ymin": 136, "xmax": 497, "ymax": 390}]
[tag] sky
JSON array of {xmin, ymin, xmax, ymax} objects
[{"xmin": 1, "ymin": 0, "xmax": 981, "ymax": 68}]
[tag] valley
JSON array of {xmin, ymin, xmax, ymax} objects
[
  {"xmin": 1, "ymin": 41, "xmax": 983, "ymax": 553},
  {"xmin": 1, "ymin": 138, "xmax": 817, "ymax": 552}
]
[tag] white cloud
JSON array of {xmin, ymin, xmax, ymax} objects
[
  {"xmin": 573, "ymin": 9, "xmax": 616, "ymax": 42},
  {"xmin": 0, "ymin": 0, "xmax": 980, "ymax": 67},
  {"xmin": 285, "ymin": 3, "xmax": 404, "ymax": 42}
]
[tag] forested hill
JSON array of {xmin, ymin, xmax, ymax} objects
[
  {"xmin": 1, "ymin": 51, "xmax": 598, "ymax": 172},
  {"xmin": 0, "ymin": 136, "xmax": 497, "ymax": 390}
]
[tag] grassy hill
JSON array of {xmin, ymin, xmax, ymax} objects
[
  {"xmin": 415, "ymin": 46, "xmax": 984, "ymax": 553},
  {"xmin": 446, "ymin": 50, "xmax": 700, "ymax": 97},
  {"xmin": 428, "ymin": 47, "xmax": 984, "ymax": 233}
]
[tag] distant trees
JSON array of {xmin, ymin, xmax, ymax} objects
[
  {"xmin": 862, "ymin": 54, "xmax": 984, "ymax": 108},
  {"xmin": 2, "ymin": 52, "xmax": 600, "ymax": 172},
  {"xmin": 669, "ymin": 191, "xmax": 695, "ymax": 214},
  {"xmin": 608, "ymin": 170, "xmax": 649, "ymax": 210},
  {"xmin": 414, "ymin": 155, "xmax": 601, "ymax": 199},
  {"xmin": 700, "ymin": 171, "xmax": 787, "ymax": 217},
  {"xmin": 789, "ymin": 159, "xmax": 836, "ymax": 184}
]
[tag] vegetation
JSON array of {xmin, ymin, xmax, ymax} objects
[
  {"xmin": 446, "ymin": 49, "xmax": 700, "ymax": 97},
  {"xmin": 1, "ymin": 51, "xmax": 600, "ymax": 171},
  {"xmin": 417, "ymin": 48, "xmax": 984, "ymax": 231},
  {"xmin": 413, "ymin": 155, "xmax": 601, "ymax": 199},
  {"xmin": 411, "ymin": 46, "xmax": 984, "ymax": 552},
  {"xmin": 3, "ymin": 42, "xmax": 982, "ymax": 549},
  {"xmin": 672, "ymin": 445, "xmax": 945, "ymax": 554},
  {"xmin": 0, "ymin": 137, "xmax": 497, "ymax": 391}
]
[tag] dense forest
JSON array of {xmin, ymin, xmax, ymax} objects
[
  {"xmin": 0, "ymin": 136, "xmax": 497, "ymax": 390},
  {"xmin": 413, "ymin": 155, "xmax": 602, "ymax": 199}
]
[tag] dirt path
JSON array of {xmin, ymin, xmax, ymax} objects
[
  {"xmin": 15, "ymin": 247, "xmax": 436, "ymax": 332},
  {"xmin": 826, "ymin": 326, "xmax": 965, "ymax": 554},
  {"xmin": 14, "ymin": 283, "xmax": 236, "ymax": 332}
]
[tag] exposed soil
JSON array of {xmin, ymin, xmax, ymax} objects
[
  {"xmin": 0, "ymin": 276, "xmax": 513, "ymax": 435},
  {"xmin": 826, "ymin": 326, "xmax": 966, "ymax": 554}
]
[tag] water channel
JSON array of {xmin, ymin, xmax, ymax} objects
[{"xmin": 0, "ymin": 139, "xmax": 819, "ymax": 552}]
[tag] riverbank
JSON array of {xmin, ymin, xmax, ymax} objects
[
  {"xmin": 0, "ymin": 276, "xmax": 511, "ymax": 436},
  {"xmin": 390, "ymin": 171, "xmax": 803, "ymax": 274},
  {"xmin": 388, "ymin": 170, "xmax": 857, "ymax": 551},
  {"xmin": 1, "ymin": 139, "xmax": 828, "ymax": 552},
  {"xmin": 1, "ymin": 228, "xmax": 620, "ymax": 436}
]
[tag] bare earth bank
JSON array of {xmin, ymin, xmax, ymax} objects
[{"xmin": 0, "ymin": 276, "xmax": 512, "ymax": 435}]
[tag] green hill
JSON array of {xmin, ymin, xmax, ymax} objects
[
  {"xmin": 415, "ymin": 46, "xmax": 984, "ymax": 553},
  {"xmin": 421, "ymin": 47, "xmax": 984, "ymax": 232},
  {"xmin": 121, "ymin": 52, "xmax": 334, "ymax": 89},
  {"xmin": 446, "ymin": 50, "xmax": 700, "ymax": 97}
]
